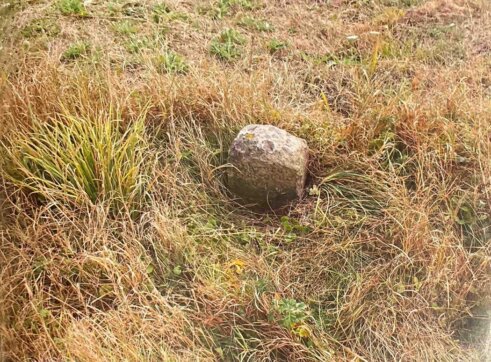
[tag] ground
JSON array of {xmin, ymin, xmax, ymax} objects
[{"xmin": 0, "ymin": 0, "xmax": 490, "ymax": 361}]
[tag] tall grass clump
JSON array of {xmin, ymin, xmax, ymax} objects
[{"xmin": 3, "ymin": 111, "xmax": 151, "ymax": 214}]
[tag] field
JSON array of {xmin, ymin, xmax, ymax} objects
[{"xmin": 0, "ymin": 0, "xmax": 490, "ymax": 360}]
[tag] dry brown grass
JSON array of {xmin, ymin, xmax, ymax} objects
[{"xmin": 0, "ymin": 0, "xmax": 490, "ymax": 361}]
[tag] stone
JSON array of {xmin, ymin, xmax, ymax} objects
[{"xmin": 227, "ymin": 124, "xmax": 309, "ymax": 209}]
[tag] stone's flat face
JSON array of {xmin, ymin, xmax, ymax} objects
[{"xmin": 227, "ymin": 124, "xmax": 309, "ymax": 208}]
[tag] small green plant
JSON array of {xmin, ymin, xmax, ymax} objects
[
  {"xmin": 21, "ymin": 18, "xmax": 60, "ymax": 38},
  {"xmin": 152, "ymin": 2, "xmax": 171, "ymax": 15},
  {"xmin": 238, "ymin": 16, "xmax": 273, "ymax": 32},
  {"xmin": 280, "ymin": 216, "xmax": 310, "ymax": 234},
  {"xmin": 155, "ymin": 51, "xmax": 188, "ymax": 74},
  {"xmin": 112, "ymin": 20, "xmax": 138, "ymax": 36},
  {"xmin": 280, "ymin": 216, "xmax": 311, "ymax": 243},
  {"xmin": 152, "ymin": 2, "xmax": 170, "ymax": 22},
  {"xmin": 56, "ymin": 0, "xmax": 87, "ymax": 16},
  {"xmin": 125, "ymin": 36, "xmax": 149, "ymax": 54},
  {"xmin": 151, "ymin": 2, "xmax": 188, "ymax": 22},
  {"xmin": 122, "ymin": 2, "xmax": 145, "ymax": 18},
  {"xmin": 274, "ymin": 298, "xmax": 310, "ymax": 329},
  {"xmin": 61, "ymin": 42, "xmax": 89, "ymax": 61},
  {"xmin": 210, "ymin": 29, "xmax": 245, "ymax": 61},
  {"xmin": 452, "ymin": 198, "xmax": 478, "ymax": 226},
  {"xmin": 211, "ymin": 0, "xmax": 255, "ymax": 19},
  {"xmin": 3, "ymin": 112, "xmax": 150, "ymax": 214},
  {"xmin": 268, "ymin": 38, "xmax": 288, "ymax": 54},
  {"xmin": 369, "ymin": 129, "xmax": 409, "ymax": 171}
]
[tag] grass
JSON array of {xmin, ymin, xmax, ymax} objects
[
  {"xmin": 155, "ymin": 50, "xmax": 188, "ymax": 74},
  {"xmin": 21, "ymin": 18, "xmax": 60, "ymax": 38},
  {"xmin": 56, "ymin": 0, "xmax": 87, "ymax": 16},
  {"xmin": 210, "ymin": 28, "xmax": 245, "ymax": 61},
  {"xmin": 61, "ymin": 41, "xmax": 90, "ymax": 61},
  {"xmin": 267, "ymin": 38, "xmax": 288, "ymax": 54},
  {"xmin": 238, "ymin": 16, "xmax": 273, "ymax": 32},
  {"xmin": 152, "ymin": 3, "xmax": 188, "ymax": 23},
  {"xmin": 209, "ymin": 0, "xmax": 256, "ymax": 19},
  {"xmin": 0, "ymin": 0, "xmax": 490, "ymax": 361},
  {"xmin": 3, "ymin": 111, "xmax": 151, "ymax": 215},
  {"xmin": 112, "ymin": 20, "xmax": 138, "ymax": 36},
  {"xmin": 125, "ymin": 35, "xmax": 150, "ymax": 54}
]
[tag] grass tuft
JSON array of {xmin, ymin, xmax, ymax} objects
[
  {"xmin": 238, "ymin": 16, "xmax": 273, "ymax": 32},
  {"xmin": 61, "ymin": 41, "xmax": 90, "ymax": 61},
  {"xmin": 155, "ymin": 50, "xmax": 188, "ymax": 74},
  {"xmin": 112, "ymin": 20, "xmax": 138, "ymax": 36},
  {"xmin": 3, "ymin": 111, "xmax": 151, "ymax": 214},
  {"xmin": 56, "ymin": 0, "xmax": 88, "ymax": 16},
  {"xmin": 21, "ymin": 18, "xmax": 60, "ymax": 38},
  {"xmin": 267, "ymin": 38, "xmax": 288, "ymax": 54},
  {"xmin": 210, "ymin": 28, "xmax": 245, "ymax": 61}
]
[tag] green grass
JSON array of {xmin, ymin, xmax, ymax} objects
[
  {"xmin": 112, "ymin": 20, "xmax": 138, "ymax": 36},
  {"xmin": 122, "ymin": 2, "xmax": 145, "ymax": 18},
  {"xmin": 267, "ymin": 38, "xmax": 288, "ymax": 54},
  {"xmin": 209, "ymin": 0, "xmax": 256, "ymax": 19},
  {"xmin": 3, "ymin": 111, "xmax": 150, "ymax": 214},
  {"xmin": 238, "ymin": 16, "xmax": 273, "ymax": 32},
  {"xmin": 152, "ymin": 3, "xmax": 188, "ymax": 23},
  {"xmin": 155, "ymin": 50, "xmax": 188, "ymax": 74},
  {"xmin": 61, "ymin": 41, "xmax": 90, "ymax": 61},
  {"xmin": 210, "ymin": 29, "xmax": 245, "ymax": 61},
  {"xmin": 56, "ymin": 0, "xmax": 87, "ymax": 16},
  {"xmin": 125, "ymin": 36, "xmax": 150, "ymax": 54},
  {"xmin": 21, "ymin": 18, "xmax": 60, "ymax": 38}
]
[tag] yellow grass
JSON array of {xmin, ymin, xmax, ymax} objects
[{"xmin": 0, "ymin": 0, "xmax": 490, "ymax": 360}]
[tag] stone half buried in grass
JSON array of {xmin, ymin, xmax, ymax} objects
[{"xmin": 227, "ymin": 124, "xmax": 309, "ymax": 209}]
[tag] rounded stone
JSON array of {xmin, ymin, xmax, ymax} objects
[{"xmin": 227, "ymin": 124, "xmax": 309, "ymax": 209}]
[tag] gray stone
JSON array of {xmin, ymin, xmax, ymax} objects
[{"xmin": 227, "ymin": 124, "xmax": 309, "ymax": 209}]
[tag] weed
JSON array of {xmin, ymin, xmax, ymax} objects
[
  {"xmin": 61, "ymin": 42, "xmax": 90, "ymax": 61},
  {"xmin": 21, "ymin": 18, "xmax": 60, "ymax": 38},
  {"xmin": 300, "ymin": 50, "xmax": 362, "ymax": 66},
  {"xmin": 453, "ymin": 200, "xmax": 478, "ymax": 226},
  {"xmin": 112, "ymin": 20, "xmax": 138, "ymax": 36},
  {"xmin": 238, "ymin": 16, "xmax": 273, "ymax": 32},
  {"xmin": 428, "ymin": 24, "xmax": 458, "ymax": 39},
  {"xmin": 368, "ymin": 119, "xmax": 411, "ymax": 172},
  {"xmin": 368, "ymin": 37, "xmax": 381, "ymax": 75},
  {"xmin": 152, "ymin": 2, "xmax": 171, "ymax": 16},
  {"xmin": 125, "ymin": 36, "xmax": 150, "ymax": 54},
  {"xmin": 274, "ymin": 298, "xmax": 311, "ymax": 331},
  {"xmin": 211, "ymin": 0, "xmax": 256, "ymax": 19},
  {"xmin": 267, "ymin": 38, "xmax": 287, "ymax": 54},
  {"xmin": 280, "ymin": 216, "xmax": 311, "ymax": 243},
  {"xmin": 210, "ymin": 29, "xmax": 245, "ymax": 61},
  {"xmin": 56, "ymin": 0, "xmax": 87, "ymax": 16},
  {"xmin": 155, "ymin": 51, "xmax": 188, "ymax": 74},
  {"xmin": 381, "ymin": 0, "xmax": 422, "ymax": 6},
  {"xmin": 152, "ymin": 3, "xmax": 187, "ymax": 23},
  {"xmin": 122, "ymin": 2, "xmax": 145, "ymax": 18}
]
